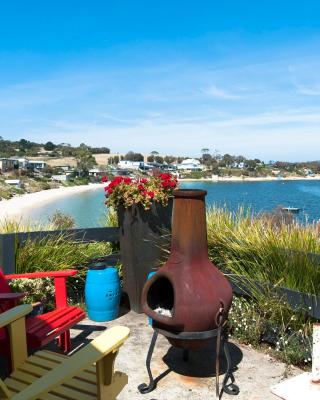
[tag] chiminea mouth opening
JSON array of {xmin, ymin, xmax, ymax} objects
[{"xmin": 147, "ymin": 277, "xmax": 174, "ymax": 318}]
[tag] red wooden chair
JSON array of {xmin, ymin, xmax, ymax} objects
[{"xmin": 0, "ymin": 268, "xmax": 86, "ymax": 370}]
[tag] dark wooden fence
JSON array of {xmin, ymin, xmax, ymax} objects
[
  {"xmin": 0, "ymin": 227, "xmax": 119, "ymax": 274},
  {"xmin": 0, "ymin": 226, "xmax": 319, "ymax": 320},
  {"xmin": 229, "ymin": 274, "xmax": 320, "ymax": 320}
]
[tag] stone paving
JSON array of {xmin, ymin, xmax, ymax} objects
[{"xmin": 65, "ymin": 308, "xmax": 301, "ymax": 400}]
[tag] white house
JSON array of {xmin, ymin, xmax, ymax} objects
[
  {"xmin": 0, "ymin": 158, "xmax": 16, "ymax": 172},
  {"xmin": 28, "ymin": 160, "xmax": 47, "ymax": 170},
  {"xmin": 4, "ymin": 179, "xmax": 22, "ymax": 188},
  {"xmin": 118, "ymin": 160, "xmax": 142, "ymax": 170},
  {"xmin": 89, "ymin": 168, "xmax": 105, "ymax": 177},
  {"xmin": 9, "ymin": 157, "xmax": 29, "ymax": 169},
  {"xmin": 51, "ymin": 174, "xmax": 71, "ymax": 183},
  {"xmin": 177, "ymin": 158, "xmax": 203, "ymax": 171}
]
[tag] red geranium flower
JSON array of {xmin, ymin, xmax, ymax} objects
[
  {"xmin": 123, "ymin": 177, "xmax": 132, "ymax": 184},
  {"xmin": 160, "ymin": 173, "xmax": 171, "ymax": 180}
]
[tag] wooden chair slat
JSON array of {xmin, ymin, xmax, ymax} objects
[
  {"xmin": 25, "ymin": 355, "xmax": 61, "ymax": 369},
  {"xmin": 38, "ymin": 394, "xmax": 66, "ymax": 400},
  {"xmin": 2, "ymin": 304, "xmax": 129, "ymax": 400},
  {"xmin": 12, "ymin": 366, "xmax": 97, "ymax": 397},
  {"xmin": 29, "ymin": 350, "xmax": 69, "ymax": 362},
  {"xmin": 19, "ymin": 362, "xmax": 96, "ymax": 386},
  {"xmin": 48, "ymin": 385, "xmax": 96, "ymax": 400},
  {"xmin": 4, "ymin": 377, "xmax": 27, "ymax": 392}
]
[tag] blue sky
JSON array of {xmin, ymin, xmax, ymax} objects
[{"xmin": 0, "ymin": 1, "xmax": 320, "ymax": 161}]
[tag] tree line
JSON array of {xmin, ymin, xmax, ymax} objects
[{"xmin": 0, "ymin": 136, "xmax": 110, "ymax": 158}]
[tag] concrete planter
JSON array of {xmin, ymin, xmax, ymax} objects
[{"xmin": 117, "ymin": 200, "xmax": 172, "ymax": 313}]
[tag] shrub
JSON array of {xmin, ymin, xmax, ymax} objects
[
  {"xmin": 49, "ymin": 211, "xmax": 75, "ymax": 230},
  {"xmin": 206, "ymin": 206, "xmax": 320, "ymax": 295},
  {"xmin": 206, "ymin": 206, "xmax": 318, "ymax": 367},
  {"xmin": 229, "ymin": 295, "xmax": 313, "ymax": 367},
  {"xmin": 9, "ymin": 278, "xmax": 55, "ymax": 308},
  {"xmin": 1, "ymin": 219, "xmax": 113, "ymax": 307}
]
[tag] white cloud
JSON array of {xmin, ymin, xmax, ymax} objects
[
  {"xmin": 295, "ymin": 84, "xmax": 320, "ymax": 96},
  {"xmin": 24, "ymin": 105, "xmax": 320, "ymax": 162},
  {"xmin": 203, "ymin": 85, "xmax": 244, "ymax": 100}
]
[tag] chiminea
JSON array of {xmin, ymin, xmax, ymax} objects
[
  {"xmin": 141, "ymin": 189, "xmax": 233, "ymax": 348},
  {"xmin": 139, "ymin": 189, "xmax": 239, "ymax": 396}
]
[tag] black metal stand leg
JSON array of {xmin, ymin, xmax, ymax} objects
[
  {"xmin": 221, "ymin": 335, "xmax": 240, "ymax": 396},
  {"xmin": 182, "ymin": 349, "xmax": 189, "ymax": 362},
  {"xmin": 138, "ymin": 330, "xmax": 159, "ymax": 394}
]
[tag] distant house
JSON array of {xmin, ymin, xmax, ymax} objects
[
  {"xmin": 0, "ymin": 158, "xmax": 16, "ymax": 172},
  {"xmin": 232, "ymin": 162, "xmax": 245, "ymax": 169},
  {"xmin": 51, "ymin": 174, "xmax": 71, "ymax": 183},
  {"xmin": 28, "ymin": 160, "xmax": 47, "ymax": 170},
  {"xmin": 88, "ymin": 168, "xmax": 105, "ymax": 177},
  {"xmin": 118, "ymin": 160, "xmax": 142, "ymax": 170},
  {"xmin": 58, "ymin": 165, "xmax": 73, "ymax": 172},
  {"xmin": 5, "ymin": 179, "xmax": 22, "ymax": 188},
  {"xmin": 9, "ymin": 157, "xmax": 29, "ymax": 169},
  {"xmin": 177, "ymin": 158, "xmax": 203, "ymax": 171}
]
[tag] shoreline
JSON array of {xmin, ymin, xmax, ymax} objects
[
  {"xmin": 179, "ymin": 175, "xmax": 320, "ymax": 182},
  {"xmin": 0, "ymin": 183, "xmax": 104, "ymax": 221}
]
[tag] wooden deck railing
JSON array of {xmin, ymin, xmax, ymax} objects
[{"xmin": 0, "ymin": 227, "xmax": 119, "ymax": 274}]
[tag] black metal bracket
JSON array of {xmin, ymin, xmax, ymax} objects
[
  {"xmin": 138, "ymin": 327, "xmax": 239, "ymax": 396},
  {"xmin": 138, "ymin": 330, "xmax": 159, "ymax": 394}
]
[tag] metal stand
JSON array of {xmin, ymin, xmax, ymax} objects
[
  {"xmin": 138, "ymin": 330, "xmax": 159, "ymax": 394},
  {"xmin": 138, "ymin": 327, "xmax": 239, "ymax": 396},
  {"xmin": 221, "ymin": 332, "xmax": 240, "ymax": 396}
]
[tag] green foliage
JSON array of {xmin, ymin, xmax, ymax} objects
[
  {"xmin": 75, "ymin": 143, "xmax": 97, "ymax": 175},
  {"xmin": 207, "ymin": 206, "xmax": 320, "ymax": 295},
  {"xmin": 9, "ymin": 278, "xmax": 55, "ymax": 307},
  {"xmin": 229, "ymin": 296, "xmax": 312, "ymax": 367},
  {"xmin": 44, "ymin": 141, "xmax": 56, "ymax": 151},
  {"xmin": 0, "ymin": 187, "xmax": 12, "ymax": 199},
  {"xmin": 1, "ymin": 219, "xmax": 113, "ymax": 307},
  {"xmin": 49, "ymin": 211, "xmax": 75, "ymax": 230},
  {"xmin": 124, "ymin": 151, "xmax": 144, "ymax": 161},
  {"xmin": 15, "ymin": 233, "xmax": 112, "ymax": 274},
  {"xmin": 105, "ymin": 207, "xmax": 118, "ymax": 227}
]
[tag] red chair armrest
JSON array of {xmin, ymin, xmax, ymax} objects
[
  {"xmin": 5, "ymin": 269, "xmax": 78, "ymax": 280},
  {"xmin": 5, "ymin": 270, "xmax": 79, "ymax": 309}
]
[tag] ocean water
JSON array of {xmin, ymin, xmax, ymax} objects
[{"xmin": 26, "ymin": 180, "xmax": 320, "ymax": 228}]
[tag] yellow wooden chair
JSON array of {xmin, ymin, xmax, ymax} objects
[{"xmin": 0, "ymin": 304, "xmax": 130, "ymax": 399}]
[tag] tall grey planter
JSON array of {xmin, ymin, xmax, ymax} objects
[{"xmin": 117, "ymin": 200, "xmax": 172, "ymax": 313}]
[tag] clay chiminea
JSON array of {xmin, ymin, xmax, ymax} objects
[{"xmin": 141, "ymin": 189, "xmax": 233, "ymax": 348}]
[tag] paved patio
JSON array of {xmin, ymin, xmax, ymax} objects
[{"xmin": 65, "ymin": 307, "xmax": 301, "ymax": 400}]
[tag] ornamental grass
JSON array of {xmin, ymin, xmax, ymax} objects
[
  {"xmin": 0, "ymin": 217, "xmax": 113, "ymax": 307},
  {"xmin": 206, "ymin": 206, "xmax": 319, "ymax": 367},
  {"xmin": 206, "ymin": 206, "xmax": 320, "ymax": 295}
]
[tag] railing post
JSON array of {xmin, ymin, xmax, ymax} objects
[{"xmin": 0, "ymin": 234, "xmax": 17, "ymax": 274}]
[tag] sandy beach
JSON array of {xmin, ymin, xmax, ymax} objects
[{"xmin": 0, "ymin": 183, "xmax": 104, "ymax": 221}]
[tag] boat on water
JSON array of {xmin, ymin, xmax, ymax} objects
[{"xmin": 282, "ymin": 207, "xmax": 300, "ymax": 213}]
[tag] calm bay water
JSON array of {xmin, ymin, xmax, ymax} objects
[{"xmin": 27, "ymin": 180, "xmax": 320, "ymax": 227}]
